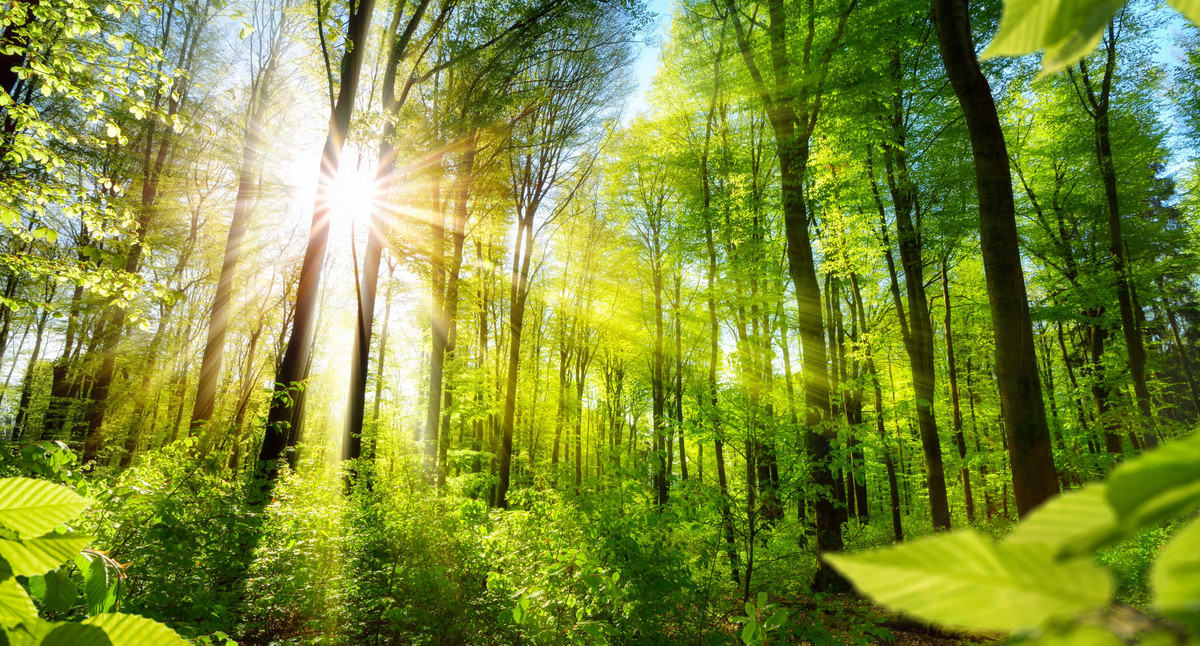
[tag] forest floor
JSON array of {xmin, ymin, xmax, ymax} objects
[{"xmin": 784, "ymin": 595, "xmax": 996, "ymax": 645}]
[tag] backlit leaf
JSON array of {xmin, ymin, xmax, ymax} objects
[
  {"xmin": 1170, "ymin": 0, "xmax": 1200, "ymax": 24},
  {"xmin": 1106, "ymin": 433, "xmax": 1200, "ymax": 531},
  {"xmin": 0, "ymin": 576, "xmax": 36, "ymax": 630},
  {"xmin": 823, "ymin": 530, "xmax": 1111, "ymax": 631},
  {"xmin": 1004, "ymin": 484, "xmax": 1118, "ymax": 558},
  {"xmin": 0, "ymin": 535, "xmax": 93, "ymax": 577},
  {"xmin": 0, "ymin": 479, "xmax": 89, "ymax": 538},
  {"xmin": 42, "ymin": 613, "xmax": 189, "ymax": 646},
  {"xmin": 983, "ymin": 0, "xmax": 1125, "ymax": 75}
]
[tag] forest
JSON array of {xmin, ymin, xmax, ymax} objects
[{"xmin": 1, "ymin": 0, "xmax": 1200, "ymax": 643}]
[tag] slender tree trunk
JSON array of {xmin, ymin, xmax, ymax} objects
[
  {"xmin": 12, "ymin": 305, "xmax": 50, "ymax": 440},
  {"xmin": 941, "ymin": 262, "xmax": 973, "ymax": 522},
  {"xmin": 1089, "ymin": 314, "xmax": 1123, "ymax": 454},
  {"xmin": 673, "ymin": 273, "xmax": 687, "ymax": 482},
  {"xmin": 344, "ymin": 0, "xmax": 435, "ymax": 473},
  {"xmin": 191, "ymin": 20, "xmax": 284, "ymax": 432},
  {"xmin": 371, "ymin": 260, "xmax": 396, "ymax": 446},
  {"xmin": 1165, "ymin": 306, "xmax": 1199, "ymax": 412},
  {"xmin": 497, "ymin": 214, "xmax": 536, "ymax": 508},
  {"xmin": 1071, "ymin": 35, "xmax": 1157, "ymax": 447},
  {"xmin": 651, "ymin": 245, "xmax": 668, "ymax": 507}
]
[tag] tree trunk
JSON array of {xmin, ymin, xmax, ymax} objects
[
  {"xmin": 930, "ymin": 0, "xmax": 1059, "ymax": 516},
  {"xmin": 497, "ymin": 214, "xmax": 536, "ymax": 508},
  {"xmin": 1071, "ymin": 32, "xmax": 1157, "ymax": 447},
  {"xmin": 11, "ymin": 305, "xmax": 50, "ymax": 440},
  {"xmin": 191, "ymin": 12, "xmax": 285, "ymax": 433},
  {"xmin": 941, "ymin": 261, "xmax": 973, "ymax": 522},
  {"xmin": 651, "ymin": 237, "xmax": 668, "ymax": 507},
  {"xmin": 259, "ymin": 0, "xmax": 376, "ymax": 486}
]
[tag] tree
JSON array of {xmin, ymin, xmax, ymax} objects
[
  {"xmin": 930, "ymin": 0, "xmax": 1060, "ymax": 516},
  {"xmin": 721, "ymin": 0, "xmax": 857, "ymax": 590},
  {"xmin": 258, "ymin": 0, "xmax": 377, "ymax": 485}
]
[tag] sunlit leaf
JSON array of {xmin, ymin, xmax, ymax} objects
[
  {"xmin": 41, "ymin": 613, "xmax": 190, "ymax": 646},
  {"xmin": 1106, "ymin": 433, "xmax": 1200, "ymax": 531},
  {"xmin": 1170, "ymin": 0, "xmax": 1200, "ymax": 24},
  {"xmin": 1004, "ymin": 484, "xmax": 1118, "ymax": 557},
  {"xmin": 983, "ymin": 0, "xmax": 1125, "ymax": 75},
  {"xmin": 0, "ymin": 478, "xmax": 89, "ymax": 539},
  {"xmin": 824, "ymin": 530, "xmax": 1111, "ymax": 631},
  {"xmin": 0, "ymin": 575, "xmax": 36, "ymax": 630},
  {"xmin": 0, "ymin": 535, "xmax": 93, "ymax": 577}
]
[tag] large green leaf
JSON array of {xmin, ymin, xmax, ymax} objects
[
  {"xmin": 1, "ymin": 618, "xmax": 56, "ymax": 646},
  {"xmin": 982, "ymin": 0, "xmax": 1125, "ymax": 75},
  {"xmin": 1151, "ymin": 515, "xmax": 1200, "ymax": 632},
  {"xmin": 41, "ymin": 613, "xmax": 190, "ymax": 646},
  {"xmin": 823, "ymin": 530, "xmax": 1112, "ymax": 632},
  {"xmin": 0, "ymin": 535, "xmax": 93, "ymax": 577},
  {"xmin": 0, "ymin": 480, "xmax": 88, "ymax": 539},
  {"xmin": 0, "ymin": 576, "xmax": 36, "ymax": 630},
  {"xmin": 31, "ymin": 623, "xmax": 109, "ymax": 646},
  {"xmin": 1106, "ymin": 433, "xmax": 1200, "ymax": 531},
  {"xmin": 1171, "ymin": 0, "xmax": 1200, "ymax": 24},
  {"xmin": 1004, "ymin": 484, "xmax": 1119, "ymax": 558}
]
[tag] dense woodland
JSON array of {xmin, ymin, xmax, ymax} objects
[{"xmin": 1, "ymin": 0, "xmax": 1200, "ymax": 643}]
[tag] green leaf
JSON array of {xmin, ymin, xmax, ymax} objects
[
  {"xmin": 1106, "ymin": 433, "xmax": 1200, "ymax": 531},
  {"xmin": 512, "ymin": 598, "xmax": 529, "ymax": 624},
  {"xmin": 2, "ymin": 617, "xmax": 57, "ymax": 646},
  {"xmin": 1170, "ymin": 0, "xmax": 1200, "ymax": 25},
  {"xmin": 823, "ymin": 530, "xmax": 1111, "ymax": 631},
  {"xmin": 27, "ymin": 568, "xmax": 78, "ymax": 614},
  {"xmin": 982, "ymin": 0, "xmax": 1125, "ymax": 75},
  {"xmin": 0, "ymin": 479, "xmax": 89, "ymax": 538},
  {"xmin": 0, "ymin": 576, "xmax": 36, "ymax": 629},
  {"xmin": 739, "ymin": 621, "xmax": 759, "ymax": 645},
  {"xmin": 764, "ymin": 608, "xmax": 788, "ymax": 631},
  {"xmin": 81, "ymin": 557, "xmax": 115, "ymax": 616},
  {"xmin": 1004, "ymin": 484, "xmax": 1119, "ymax": 558},
  {"xmin": 42, "ymin": 613, "xmax": 190, "ymax": 646},
  {"xmin": 0, "ymin": 535, "xmax": 94, "ymax": 577},
  {"xmin": 1151, "ymin": 515, "xmax": 1200, "ymax": 632}
]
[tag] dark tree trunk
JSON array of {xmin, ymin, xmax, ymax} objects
[
  {"xmin": 497, "ymin": 214, "xmax": 536, "ymax": 508},
  {"xmin": 345, "ymin": 0, "xmax": 436, "ymax": 474},
  {"xmin": 1070, "ymin": 31, "xmax": 1156, "ymax": 447},
  {"xmin": 259, "ymin": 0, "xmax": 376, "ymax": 486},
  {"xmin": 930, "ymin": 0, "xmax": 1059, "ymax": 516}
]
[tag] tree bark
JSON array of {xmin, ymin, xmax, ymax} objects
[
  {"xmin": 930, "ymin": 0, "xmax": 1060, "ymax": 516},
  {"xmin": 259, "ymin": 0, "xmax": 376, "ymax": 485}
]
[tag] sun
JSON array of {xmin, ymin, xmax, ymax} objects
[{"xmin": 329, "ymin": 162, "xmax": 379, "ymax": 226}]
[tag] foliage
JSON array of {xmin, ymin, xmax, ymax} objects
[
  {"xmin": 825, "ymin": 433, "xmax": 1200, "ymax": 643},
  {"xmin": 986, "ymin": 0, "xmax": 1200, "ymax": 74},
  {"xmin": 0, "ymin": 476, "xmax": 189, "ymax": 645}
]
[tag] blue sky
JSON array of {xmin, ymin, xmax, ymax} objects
[{"xmin": 624, "ymin": 0, "xmax": 673, "ymax": 121}]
